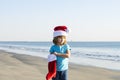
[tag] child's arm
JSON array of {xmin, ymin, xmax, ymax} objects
[{"xmin": 54, "ymin": 50, "xmax": 71, "ymax": 58}]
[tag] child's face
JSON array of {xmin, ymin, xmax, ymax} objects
[{"xmin": 57, "ymin": 36, "xmax": 65, "ymax": 45}]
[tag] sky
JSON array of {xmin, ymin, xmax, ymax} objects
[{"xmin": 0, "ymin": 0, "xmax": 120, "ymax": 41}]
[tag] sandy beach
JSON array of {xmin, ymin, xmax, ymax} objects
[{"xmin": 0, "ymin": 50, "xmax": 120, "ymax": 80}]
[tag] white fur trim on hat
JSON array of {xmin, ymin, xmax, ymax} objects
[
  {"xmin": 53, "ymin": 30, "xmax": 67, "ymax": 37},
  {"xmin": 48, "ymin": 54, "xmax": 57, "ymax": 62}
]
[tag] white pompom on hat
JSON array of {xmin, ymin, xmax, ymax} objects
[{"xmin": 53, "ymin": 26, "xmax": 70, "ymax": 37}]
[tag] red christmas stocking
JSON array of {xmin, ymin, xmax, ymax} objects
[{"xmin": 46, "ymin": 54, "xmax": 57, "ymax": 80}]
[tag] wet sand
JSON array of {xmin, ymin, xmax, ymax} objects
[{"xmin": 0, "ymin": 50, "xmax": 120, "ymax": 80}]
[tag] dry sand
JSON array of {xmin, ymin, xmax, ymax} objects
[{"xmin": 0, "ymin": 50, "xmax": 120, "ymax": 80}]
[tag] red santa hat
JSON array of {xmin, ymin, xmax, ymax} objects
[{"xmin": 53, "ymin": 26, "xmax": 70, "ymax": 37}]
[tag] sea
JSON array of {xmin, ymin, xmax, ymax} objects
[{"xmin": 0, "ymin": 41, "xmax": 120, "ymax": 70}]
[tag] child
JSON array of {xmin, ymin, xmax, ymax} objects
[{"xmin": 46, "ymin": 26, "xmax": 71, "ymax": 80}]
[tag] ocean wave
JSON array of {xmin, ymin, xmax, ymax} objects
[{"xmin": 1, "ymin": 42, "xmax": 120, "ymax": 70}]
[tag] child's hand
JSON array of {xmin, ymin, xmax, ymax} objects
[{"xmin": 53, "ymin": 52, "xmax": 58, "ymax": 55}]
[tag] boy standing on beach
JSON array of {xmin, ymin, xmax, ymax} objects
[{"xmin": 48, "ymin": 26, "xmax": 71, "ymax": 80}]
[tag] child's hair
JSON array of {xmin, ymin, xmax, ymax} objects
[{"xmin": 53, "ymin": 36, "xmax": 67, "ymax": 45}]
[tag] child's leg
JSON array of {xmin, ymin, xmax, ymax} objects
[
  {"xmin": 52, "ymin": 70, "xmax": 68, "ymax": 80},
  {"xmin": 61, "ymin": 70, "xmax": 68, "ymax": 80},
  {"xmin": 52, "ymin": 71, "xmax": 60, "ymax": 80}
]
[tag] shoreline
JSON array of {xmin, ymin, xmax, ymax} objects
[{"xmin": 0, "ymin": 50, "xmax": 120, "ymax": 80}]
